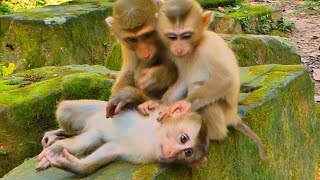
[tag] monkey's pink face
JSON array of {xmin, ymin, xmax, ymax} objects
[
  {"xmin": 156, "ymin": 117, "xmax": 201, "ymax": 164},
  {"xmin": 164, "ymin": 31, "xmax": 194, "ymax": 57},
  {"xmin": 121, "ymin": 22, "xmax": 158, "ymax": 61}
]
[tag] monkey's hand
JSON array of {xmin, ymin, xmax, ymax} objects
[
  {"xmin": 138, "ymin": 68, "xmax": 158, "ymax": 91},
  {"xmin": 138, "ymin": 100, "xmax": 159, "ymax": 116},
  {"xmin": 106, "ymin": 97, "xmax": 129, "ymax": 118},
  {"xmin": 36, "ymin": 146, "xmax": 63, "ymax": 171},
  {"xmin": 45, "ymin": 149, "xmax": 86, "ymax": 176},
  {"xmin": 41, "ymin": 131, "xmax": 65, "ymax": 149},
  {"xmin": 157, "ymin": 100, "xmax": 191, "ymax": 121},
  {"xmin": 106, "ymin": 87, "xmax": 150, "ymax": 118}
]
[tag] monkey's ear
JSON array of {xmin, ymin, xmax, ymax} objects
[
  {"xmin": 201, "ymin": 11, "xmax": 212, "ymax": 27},
  {"xmin": 105, "ymin": 16, "xmax": 114, "ymax": 27},
  {"xmin": 189, "ymin": 157, "xmax": 207, "ymax": 168}
]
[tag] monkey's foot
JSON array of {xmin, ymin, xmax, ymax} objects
[
  {"xmin": 42, "ymin": 132, "xmax": 65, "ymax": 148},
  {"xmin": 138, "ymin": 100, "xmax": 159, "ymax": 116}
]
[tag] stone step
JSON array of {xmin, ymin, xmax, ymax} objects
[
  {"xmin": 3, "ymin": 64, "xmax": 319, "ymax": 179},
  {"xmin": 209, "ymin": 5, "xmax": 283, "ymax": 34},
  {"xmin": 0, "ymin": 65, "xmax": 116, "ymax": 176},
  {"xmin": 0, "ymin": 1, "xmax": 116, "ymax": 70}
]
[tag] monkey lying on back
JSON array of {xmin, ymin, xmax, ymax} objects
[
  {"xmin": 139, "ymin": 0, "xmax": 268, "ymax": 161},
  {"xmin": 36, "ymin": 100, "xmax": 209, "ymax": 176}
]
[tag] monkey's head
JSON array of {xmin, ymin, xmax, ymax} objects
[
  {"xmin": 106, "ymin": 0, "xmax": 163, "ymax": 61},
  {"xmin": 157, "ymin": 0, "xmax": 212, "ymax": 58},
  {"xmin": 156, "ymin": 111, "xmax": 209, "ymax": 167}
]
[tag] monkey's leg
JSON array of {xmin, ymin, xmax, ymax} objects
[
  {"xmin": 233, "ymin": 117, "xmax": 268, "ymax": 162},
  {"xmin": 201, "ymin": 104, "xmax": 228, "ymax": 141},
  {"xmin": 45, "ymin": 143, "xmax": 120, "ymax": 176}
]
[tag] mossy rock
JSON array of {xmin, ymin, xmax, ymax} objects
[
  {"xmin": 209, "ymin": 5, "xmax": 283, "ymax": 34},
  {"xmin": 197, "ymin": 0, "xmax": 235, "ymax": 8},
  {"xmin": 4, "ymin": 64, "xmax": 319, "ymax": 179},
  {"xmin": 0, "ymin": 0, "xmax": 116, "ymax": 70},
  {"xmin": 223, "ymin": 34, "xmax": 301, "ymax": 66},
  {"xmin": 0, "ymin": 65, "xmax": 115, "ymax": 177}
]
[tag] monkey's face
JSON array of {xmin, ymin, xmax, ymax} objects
[
  {"xmin": 156, "ymin": 112, "xmax": 204, "ymax": 165},
  {"xmin": 157, "ymin": 10, "xmax": 203, "ymax": 58},
  {"xmin": 120, "ymin": 21, "xmax": 159, "ymax": 61}
]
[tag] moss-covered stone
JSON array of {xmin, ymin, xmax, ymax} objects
[
  {"xmin": 197, "ymin": 0, "xmax": 235, "ymax": 8},
  {"xmin": 4, "ymin": 64, "xmax": 319, "ymax": 179},
  {"xmin": 223, "ymin": 35, "xmax": 301, "ymax": 66},
  {"xmin": 0, "ymin": 1, "xmax": 116, "ymax": 70},
  {"xmin": 0, "ymin": 65, "xmax": 115, "ymax": 177},
  {"xmin": 210, "ymin": 5, "xmax": 283, "ymax": 34}
]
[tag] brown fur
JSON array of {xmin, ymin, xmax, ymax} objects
[{"xmin": 157, "ymin": 0, "xmax": 268, "ymax": 161}]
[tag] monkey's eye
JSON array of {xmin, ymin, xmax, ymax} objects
[
  {"xmin": 181, "ymin": 32, "xmax": 192, "ymax": 40},
  {"xmin": 180, "ymin": 133, "xmax": 189, "ymax": 144},
  {"xmin": 184, "ymin": 148, "xmax": 193, "ymax": 157},
  {"xmin": 125, "ymin": 37, "xmax": 138, "ymax": 44},
  {"xmin": 167, "ymin": 33, "xmax": 178, "ymax": 41}
]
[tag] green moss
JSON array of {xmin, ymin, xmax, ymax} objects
[
  {"xmin": 197, "ymin": 0, "xmax": 235, "ymax": 8},
  {"xmin": 225, "ymin": 5, "xmax": 272, "ymax": 19},
  {"xmin": 61, "ymin": 73, "xmax": 113, "ymax": 100},
  {"xmin": 0, "ymin": 2, "xmax": 116, "ymax": 70},
  {"xmin": 105, "ymin": 42, "xmax": 122, "ymax": 71},
  {"xmin": 132, "ymin": 164, "xmax": 160, "ymax": 180}
]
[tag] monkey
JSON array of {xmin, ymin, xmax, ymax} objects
[
  {"xmin": 104, "ymin": 0, "xmax": 177, "ymax": 117},
  {"xmin": 138, "ymin": 0, "xmax": 268, "ymax": 162},
  {"xmin": 40, "ymin": 0, "xmax": 178, "ymax": 148},
  {"xmin": 36, "ymin": 100, "xmax": 209, "ymax": 176}
]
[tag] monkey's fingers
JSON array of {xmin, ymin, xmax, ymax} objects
[
  {"xmin": 157, "ymin": 108, "xmax": 169, "ymax": 122},
  {"xmin": 106, "ymin": 103, "xmax": 117, "ymax": 118},
  {"xmin": 138, "ymin": 104, "xmax": 149, "ymax": 116},
  {"xmin": 141, "ymin": 68, "xmax": 151, "ymax": 75},
  {"xmin": 36, "ymin": 157, "xmax": 51, "ymax": 171},
  {"xmin": 114, "ymin": 101, "xmax": 127, "ymax": 115}
]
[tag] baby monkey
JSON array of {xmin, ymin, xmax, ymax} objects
[
  {"xmin": 36, "ymin": 100, "xmax": 209, "ymax": 176},
  {"xmin": 139, "ymin": 0, "xmax": 268, "ymax": 161}
]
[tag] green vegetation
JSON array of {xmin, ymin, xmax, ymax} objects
[{"xmin": 0, "ymin": 0, "xmax": 70, "ymax": 14}]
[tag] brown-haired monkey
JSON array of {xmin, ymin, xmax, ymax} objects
[
  {"xmin": 104, "ymin": 0, "xmax": 178, "ymax": 117},
  {"xmin": 36, "ymin": 100, "xmax": 209, "ymax": 176},
  {"xmin": 40, "ymin": 0, "xmax": 178, "ymax": 148},
  {"xmin": 139, "ymin": 0, "xmax": 268, "ymax": 161}
]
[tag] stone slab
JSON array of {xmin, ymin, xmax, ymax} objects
[{"xmin": 3, "ymin": 64, "xmax": 319, "ymax": 179}]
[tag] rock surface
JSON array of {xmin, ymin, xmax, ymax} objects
[
  {"xmin": 0, "ymin": 1, "xmax": 116, "ymax": 70},
  {"xmin": 3, "ymin": 64, "xmax": 319, "ymax": 179},
  {"xmin": 0, "ymin": 65, "xmax": 116, "ymax": 176}
]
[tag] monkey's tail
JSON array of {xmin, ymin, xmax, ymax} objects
[{"xmin": 234, "ymin": 122, "xmax": 269, "ymax": 162}]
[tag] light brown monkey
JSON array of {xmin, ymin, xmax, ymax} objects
[
  {"xmin": 36, "ymin": 100, "xmax": 209, "ymax": 176},
  {"xmin": 104, "ymin": 0, "xmax": 177, "ymax": 118},
  {"xmin": 139, "ymin": 0, "xmax": 268, "ymax": 161}
]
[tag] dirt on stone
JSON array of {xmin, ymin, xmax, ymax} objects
[{"xmin": 252, "ymin": 0, "xmax": 320, "ymax": 100}]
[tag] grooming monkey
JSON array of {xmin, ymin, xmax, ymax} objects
[
  {"xmin": 41, "ymin": 0, "xmax": 177, "ymax": 148},
  {"xmin": 139, "ymin": 0, "xmax": 268, "ymax": 161},
  {"xmin": 36, "ymin": 100, "xmax": 209, "ymax": 176},
  {"xmin": 104, "ymin": 0, "xmax": 177, "ymax": 118}
]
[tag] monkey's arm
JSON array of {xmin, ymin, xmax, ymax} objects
[
  {"xmin": 45, "ymin": 143, "xmax": 120, "ymax": 176},
  {"xmin": 106, "ymin": 47, "xmax": 151, "ymax": 117},
  {"xmin": 139, "ymin": 58, "xmax": 178, "ymax": 93},
  {"xmin": 185, "ymin": 69, "xmax": 232, "ymax": 111}
]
